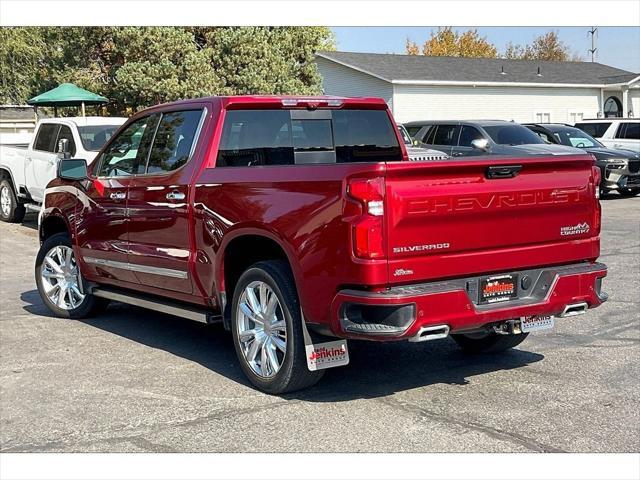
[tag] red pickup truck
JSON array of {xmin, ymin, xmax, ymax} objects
[{"xmin": 36, "ymin": 96, "xmax": 608, "ymax": 393}]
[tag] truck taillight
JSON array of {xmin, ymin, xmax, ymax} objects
[
  {"xmin": 592, "ymin": 165, "xmax": 602, "ymax": 234},
  {"xmin": 353, "ymin": 217, "xmax": 385, "ymax": 259},
  {"xmin": 348, "ymin": 177, "xmax": 385, "ymax": 259},
  {"xmin": 592, "ymin": 165, "xmax": 601, "ymax": 199},
  {"xmin": 348, "ymin": 177, "xmax": 385, "ymax": 216}
]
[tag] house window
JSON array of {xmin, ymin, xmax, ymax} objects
[
  {"xmin": 568, "ymin": 110, "xmax": 584, "ymax": 124},
  {"xmin": 604, "ymin": 96, "xmax": 622, "ymax": 118},
  {"xmin": 534, "ymin": 111, "xmax": 551, "ymax": 123}
]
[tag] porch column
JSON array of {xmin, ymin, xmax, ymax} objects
[
  {"xmin": 622, "ymin": 88, "xmax": 629, "ymax": 118},
  {"xmin": 599, "ymin": 88, "xmax": 604, "ymax": 117}
]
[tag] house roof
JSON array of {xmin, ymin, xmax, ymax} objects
[{"xmin": 316, "ymin": 51, "xmax": 639, "ymax": 87}]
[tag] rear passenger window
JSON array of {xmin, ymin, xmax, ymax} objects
[
  {"xmin": 34, "ymin": 124, "xmax": 60, "ymax": 152},
  {"xmin": 621, "ymin": 123, "xmax": 639, "ymax": 140},
  {"xmin": 575, "ymin": 122, "xmax": 611, "ymax": 138},
  {"xmin": 458, "ymin": 126, "xmax": 484, "ymax": 147},
  {"xmin": 146, "ymin": 110, "xmax": 203, "ymax": 174},
  {"xmin": 433, "ymin": 125, "xmax": 458, "ymax": 145},
  {"xmin": 216, "ymin": 109, "xmax": 401, "ymax": 167}
]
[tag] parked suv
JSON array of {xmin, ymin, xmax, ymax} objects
[
  {"xmin": 574, "ymin": 119, "xmax": 640, "ymax": 152},
  {"xmin": 525, "ymin": 123, "xmax": 640, "ymax": 197},
  {"xmin": 397, "ymin": 123, "xmax": 449, "ymax": 161},
  {"xmin": 404, "ymin": 120, "xmax": 581, "ymax": 157},
  {"xmin": 36, "ymin": 96, "xmax": 607, "ymax": 394}
]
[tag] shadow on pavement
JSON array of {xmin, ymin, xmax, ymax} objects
[
  {"xmin": 21, "ymin": 289, "xmax": 544, "ymax": 401},
  {"xmin": 291, "ymin": 341, "xmax": 543, "ymax": 402},
  {"xmin": 21, "ymin": 289, "xmax": 52, "ymax": 316},
  {"xmin": 600, "ymin": 193, "xmax": 638, "ymax": 201}
]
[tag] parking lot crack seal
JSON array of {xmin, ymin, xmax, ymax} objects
[{"xmin": 377, "ymin": 396, "xmax": 566, "ymax": 453}]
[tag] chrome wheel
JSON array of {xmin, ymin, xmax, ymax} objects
[
  {"xmin": 0, "ymin": 186, "xmax": 11, "ymax": 217},
  {"xmin": 236, "ymin": 281, "xmax": 287, "ymax": 378},
  {"xmin": 40, "ymin": 246, "xmax": 85, "ymax": 310}
]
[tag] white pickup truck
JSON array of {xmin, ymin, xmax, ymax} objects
[{"xmin": 0, "ymin": 116, "xmax": 126, "ymax": 222}]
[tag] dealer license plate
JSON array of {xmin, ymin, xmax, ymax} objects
[
  {"xmin": 479, "ymin": 274, "xmax": 518, "ymax": 304},
  {"xmin": 521, "ymin": 315, "xmax": 555, "ymax": 333}
]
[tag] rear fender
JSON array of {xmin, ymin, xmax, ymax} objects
[{"xmin": 215, "ymin": 226, "xmax": 302, "ymax": 302}]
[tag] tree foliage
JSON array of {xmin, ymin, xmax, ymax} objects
[
  {"xmin": 405, "ymin": 39, "xmax": 420, "ymax": 56},
  {"xmin": 0, "ymin": 27, "xmax": 334, "ymax": 113},
  {"xmin": 198, "ymin": 27, "xmax": 334, "ymax": 96},
  {"xmin": 405, "ymin": 27, "xmax": 497, "ymax": 58},
  {"xmin": 405, "ymin": 29, "xmax": 583, "ymax": 62},
  {"xmin": 504, "ymin": 31, "xmax": 583, "ymax": 61},
  {"xmin": 0, "ymin": 28, "xmax": 48, "ymax": 105}
]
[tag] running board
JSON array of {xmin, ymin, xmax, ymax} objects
[
  {"xmin": 91, "ymin": 287, "xmax": 221, "ymax": 324},
  {"xmin": 25, "ymin": 203, "xmax": 41, "ymax": 213}
]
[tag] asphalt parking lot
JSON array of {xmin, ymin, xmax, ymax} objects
[{"xmin": 1, "ymin": 195, "xmax": 638, "ymax": 453}]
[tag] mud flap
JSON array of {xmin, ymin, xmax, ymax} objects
[{"xmin": 300, "ymin": 311, "xmax": 349, "ymax": 371}]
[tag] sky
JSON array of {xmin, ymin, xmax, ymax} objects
[{"xmin": 331, "ymin": 27, "xmax": 640, "ymax": 72}]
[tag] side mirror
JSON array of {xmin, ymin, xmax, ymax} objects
[
  {"xmin": 57, "ymin": 158, "xmax": 88, "ymax": 181},
  {"xmin": 471, "ymin": 138, "xmax": 490, "ymax": 152},
  {"xmin": 57, "ymin": 138, "xmax": 71, "ymax": 160},
  {"xmin": 412, "ymin": 139, "xmax": 419, "ymax": 146}
]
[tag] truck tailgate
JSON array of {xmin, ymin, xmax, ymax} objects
[{"xmin": 384, "ymin": 155, "xmax": 600, "ymax": 284}]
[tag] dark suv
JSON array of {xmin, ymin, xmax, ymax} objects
[
  {"xmin": 404, "ymin": 120, "xmax": 580, "ymax": 157},
  {"xmin": 525, "ymin": 123, "xmax": 640, "ymax": 197}
]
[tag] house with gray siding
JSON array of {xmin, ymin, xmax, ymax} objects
[{"xmin": 315, "ymin": 51, "xmax": 640, "ymax": 124}]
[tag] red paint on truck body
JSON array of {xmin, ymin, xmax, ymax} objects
[{"xmin": 40, "ymin": 95, "xmax": 607, "ymax": 340}]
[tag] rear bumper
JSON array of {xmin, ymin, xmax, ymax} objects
[{"xmin": 329, "ymin": 262, "xmax": 608, "ymax": 341}]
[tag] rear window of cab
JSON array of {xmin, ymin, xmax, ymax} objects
[{"xmin": 216, "ymin": 109, "xmax": 402, "ymax": 167}]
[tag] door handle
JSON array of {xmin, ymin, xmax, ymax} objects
[
  {"xmin": 486, "ymin": 165, "xmax": 522, "ymax": 179},
  {"xmin": 109, "ymin": 192, "xmax": 126, "ymax": 200},
  {"xmin": 166, "ymin": 191, "xmax": 185, "ymax": 201}
]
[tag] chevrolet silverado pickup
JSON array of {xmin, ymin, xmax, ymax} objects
[
  {"xmin": 35, "ymin": 96, "xmax": 608, "ymax": 394},
  {"xmin": 0, "ymin": 116, "xmax": 126, "ymax": 222}
]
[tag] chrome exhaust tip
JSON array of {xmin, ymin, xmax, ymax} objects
[
  {"xmin": 559, "ymin": 302, "xmax": 589, "ymax": 318},
  {"xmin": 408, "ymin": 325, "xmax": 450, "ymax": 342}
]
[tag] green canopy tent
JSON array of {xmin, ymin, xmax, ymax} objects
[{"xmin": 27, "ymin": 83, "xmax": 108, "ymax": 117}]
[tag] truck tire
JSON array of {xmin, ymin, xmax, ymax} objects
[
  {"xmin": 231, "ymin": 260, "xmax": 324, "ymax": 394},
  {"xmin": 0, "ymin": 179, "xmax": 26, "ymax": 223},
  {"xmin": 451, "ymin": 331, "xmax": 529, "ymax": 354},
  {"xmin": 35, "ymin": 232, "xmax": 109, "ymax": 319},
  {"xmin": 618, "ymin": 188, "xmax": 639, "ymax": 197}
]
